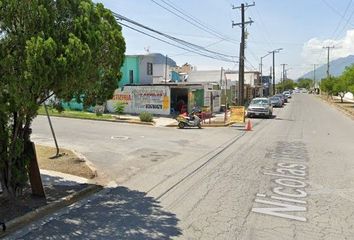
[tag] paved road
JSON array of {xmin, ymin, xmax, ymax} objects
[{"xmin": 8, "ymin": 94, "xmax": 354, "ymax": 239}]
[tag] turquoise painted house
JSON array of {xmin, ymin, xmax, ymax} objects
[{"xmin": 119, "ymin": 56, "xmax": 140, "ymax": 87}]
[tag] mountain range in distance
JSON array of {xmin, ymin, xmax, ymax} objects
[{"xmin": 299, "ymin": 55, "xmax": 354, "ymax": 80}]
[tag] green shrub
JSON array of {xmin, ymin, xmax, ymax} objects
[
  {"xmin": 114, "ymin": 101, "xmax": 125, "ymax": 115},
  {"xmin": 139, "ymin": 112, "xmax": 153, "ymax": 122}
]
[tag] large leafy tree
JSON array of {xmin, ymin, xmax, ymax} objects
[
  {"xmin": 297, "ymin": 78, "xmax": 313, "ymax": 90},
  {"xmin": 0, "ymin": 0, "xmax": 125, "ymax": 198},
  {"xmin": 276, "ymin": 79, "xmax": 295, "ymax": 92},
  {"xmin": 320, "ymin": 77, "xmax": 336, "ymax": 98},
  {"xmin": 339, "ymin": 64, "xmax": 354, "ymax": 101},
  {"xmin": 333, "ymin": 77, "xmax": 349, "ymax": 103}
]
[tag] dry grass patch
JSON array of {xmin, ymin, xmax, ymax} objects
[
  {"xmin": 319, "ymin": 95, "xmax": 354, "ymax": 119},
  {"xmin": 36, "ymin": 145, "xmax": 96, "ymax": 179}
]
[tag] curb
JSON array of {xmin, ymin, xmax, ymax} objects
[
  {"xmin": 317, "ymin": 96, "xmax": 354, "ymax": 120},
  {"xmin": 113, "ymin": 119, "xmax": 155, "ymax": 126},
  {"xmin": 72, "ymin": 150, "xmax": 98, "ymax": 178},
  {"xmin": 37, "ymin": 114, "xmax": 155, "ymax": 126},
  {"xmin": 0, "ymin": 184, "xmax": 103, "ymax": 238}
]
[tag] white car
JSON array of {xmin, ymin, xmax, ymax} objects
[
  {"xmin": 283, "ymin": 91, "xmax": 291, "ymax": 98},
  {"xmin": 246, "ymin": 98, "xmax": 273, "ymax": 118}
]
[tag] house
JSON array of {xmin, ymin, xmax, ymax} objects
[{"xmin": 119, "ymin": 53, "xmax": 177, "ymax": 87}]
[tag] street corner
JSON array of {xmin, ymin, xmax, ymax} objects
[{"xmin": 0, "ymin": 171, "xmax": 103, "ymax": 239}]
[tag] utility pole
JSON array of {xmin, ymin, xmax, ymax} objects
[
  {"xmin": 165, "ymin": 54, "xmax": 168, "ymax": 84},
  {"xmin": 260, "ymin": 52, "xmax": 271, "ymax": 91},
  {"xmin": 269, "ymin": 48, "xmax": 283, "ymax": 95},
  {"xmin": 232, "ymin": 2, "xmax": 255, "ymax": 106},
  {"xmin": 313, "ymin": 64, "xmax": 316, "ymax": 89},
  {"xmin": 281, "ymin": 64, "xmax": 287, "ymax": 82},
  {"xmin": 280, "ymin": 64, "xmax": 287, "ymax": 92},
  {"xmin": 269, "ymin": 66, "xmax": 272, "ymax": 96},
  {"xmin": 323, "ymin": 46, "xmax": 334, "ymax": 79}
]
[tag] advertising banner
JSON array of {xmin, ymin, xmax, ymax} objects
[{"xmin": 230, "ymin": 106, "xmax": 245, "ymax": 123}]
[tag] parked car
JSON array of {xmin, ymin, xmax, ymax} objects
[
  {"xmin": 283, "ymin": 91, "xmax": 292, "ymax": 99},
  {"xmin": 246, "ymin": 98, "xmax": 273, "ymax": 118},
  {"xmin": 274, "ymin": 94, "xmax": 286, "ymax": 104},
  {"xmin": 269, "ymin": 96, "xmax": 283, "ymax": 107}
]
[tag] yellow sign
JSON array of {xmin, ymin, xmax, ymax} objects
[
  {"xmin": 230, "ymin": 106, "xmax": 245, "ymax": 123},
  {"xmin": 162, "ymin": 96, "xmax": 170, "ymax": 110}
]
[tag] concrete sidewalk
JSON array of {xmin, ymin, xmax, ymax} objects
[{"xmin": 0, "ymin": 170, "xmax": 102, "ymax": 238}]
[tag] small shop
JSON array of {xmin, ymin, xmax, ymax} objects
[{"xmin": 106, "ymin": 84, "xmax": 221, "ymax": 116}]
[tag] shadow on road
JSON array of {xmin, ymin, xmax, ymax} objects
[
  {"xmin": 19, "ymin": 186, "xmax": 182, "ymax": 240},
  {"xmin": 0, "ymin": 174, "xmax": 91, "ymax": 225}
]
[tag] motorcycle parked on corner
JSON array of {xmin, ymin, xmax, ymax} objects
[{"xmin": 176, "ymin": 111, "xmax": 202, "ymax": 129}]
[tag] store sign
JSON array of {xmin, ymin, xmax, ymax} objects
[
  {"xmin": 108, "ymin": 86, "xmax": 170, "ymax": 115},
  {"xmin": 230, "ymin": 106, "xmax": 245, "ymax": 123},
  {"xmin": 112, "ymin": 93, "xmax": 132, "ymax": 104}
]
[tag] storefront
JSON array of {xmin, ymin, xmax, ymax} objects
[{"xmin": 106, "ymin": 84, "xmax": 221, "ymax": 116}]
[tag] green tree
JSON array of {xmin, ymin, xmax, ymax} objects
[
  {"xmin": 333, "ymin": 77, "xmax": 349, "ymax": 103},
  {"xmin": 320, "ymin": 77, "xmax": 336, "ymax": 98},
  {"xmin": 0, "ymin": 0, "xmax": 125, "ymax": 199},
  {"xmin": 276, "ymin": 79, "xmax": 296, "ymax": 92},
  {"xmin": 297, "ymin": 78, "xmax": 313, "ymax": 90},
  {"xmin": 339, "ymin": 64, "xmax": 354, "ymax": 101}
]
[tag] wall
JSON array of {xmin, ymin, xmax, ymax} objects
[
  {"xmin": 204, "ymin": 87, "xmax": 221, "ymax": 113},
  {"xmin": 119, "ymin": 56, "xmax": 140, "ymax": 87},
  {"xmin": 107, "ymin": 85, "xmax": 171, "ymax": 115},
  {"xmin": 139, "ymin": 55, "xmax": 154, "ymax": 84}
]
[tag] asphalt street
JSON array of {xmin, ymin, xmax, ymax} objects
[{"xmin": 7, "ymin": 93, "xmax": 354, "ymax": 240}]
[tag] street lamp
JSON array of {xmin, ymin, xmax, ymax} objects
[
  {"xmin": 260, "ymin": 52, "xmax": 272, "ymax": 96},
  {"xmin": 269, "ymin": 48, "xmax": 283, "ymax": 95}
]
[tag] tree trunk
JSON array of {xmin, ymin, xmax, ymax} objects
[{"xmin": 27, "ymin": 142, "xmax": 45, "ymax": 198}]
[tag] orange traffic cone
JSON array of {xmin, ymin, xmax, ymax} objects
[{"xmin": 245, "ymin": 119, "xmax": 252, "ymax": 131}]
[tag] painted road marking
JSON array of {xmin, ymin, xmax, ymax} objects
[{"xmin": 252, "ymin": 141, "xmax": 310, "ymax": 222}]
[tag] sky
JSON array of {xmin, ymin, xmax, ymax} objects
[{"xmin": 94, "ymin": 0, "xmax": 354, "ymax": 81}]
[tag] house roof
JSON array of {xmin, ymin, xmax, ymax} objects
[{"xmin": 126, "ymin": 53, "xmax": 177, "ymax": 67}]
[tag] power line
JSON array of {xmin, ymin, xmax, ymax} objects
[
  {"xmin": 113, "ymin": 12, "xmax": 238, "ymax": 60},
  {"xmin": 170, "ymin": 39, "xmax": 226, "ymax": 57},
  {"xmin": 117, "ymin": 19, "xmax": 237, "ymax": 63},
  {"xmin": 331, "ymin": 0, "xmax": 352, "ymax": 39},
  {"xmin": 151, "ymin": 0, "xmax": 239, "ymax": 44},
  {"xmin": 321, "ymin": 0, "xmax": 354, "ymax": 28},
  {"xmin": 120, "ymin": 23, "xmax": 235, "ymax": 62},
  {"xmin": 152, "ymin": 0, "xmax": 232, "ymax": 41}
]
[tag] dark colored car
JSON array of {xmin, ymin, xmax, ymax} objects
[
  {"xmin": 269, "ymin": 96, "xmax": 283, "ymax": 107},
  {"xmin": 274, "ymin": 94, "xmax": 285, "ymax": 105}
]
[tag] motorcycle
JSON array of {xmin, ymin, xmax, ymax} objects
[{"xmin": 176, "ymin": 111, "xmax": 202, "ymax": 129}]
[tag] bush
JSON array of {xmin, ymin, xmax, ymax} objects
[
  {"xmin": 139, "ymin": 112, "xmax": 153, "ymax": 122},
  {"xmin": 114, "ymin": 101, "xmax": 125, "ymax": 115}
]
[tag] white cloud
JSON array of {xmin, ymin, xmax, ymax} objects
[{"xmin": 302, "ymin": 29, "xmax": 354, "ymax": 65}]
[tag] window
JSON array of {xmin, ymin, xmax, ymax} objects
[
  {"xmin": 129, "ymin": 70, "xmax": 134, "ymax": 84},
  {"xmin": 147, "ymin": 62, "xmax": 153, "ymax": 75}
]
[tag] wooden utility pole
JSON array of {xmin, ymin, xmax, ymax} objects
[
  {"xmin": 281, "ymin": 63, "xmax": 287, "ymax": 91},
  {"xmin": 313, "ymin": 64, "xmax": 316, "ymax": 89},
  {"xmin": 323, "ymin": 46, "xmax": 334, "ymax": 79},
  {"xmin": 269, "ymin": 48, "xmax": 282, "ymax": 95},
  {"xmin": 232, "ymin": 2, "xmax": 254, "ymax": 106},
  {"xmin": 165, "ymin": 55, "xmax": 168, "ymax": 84}
]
